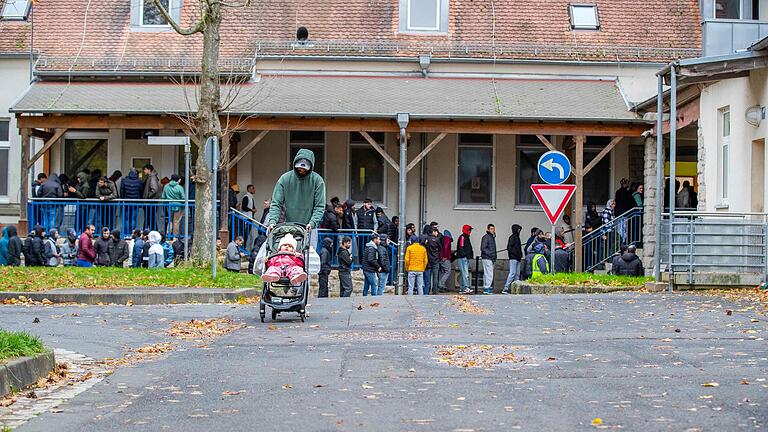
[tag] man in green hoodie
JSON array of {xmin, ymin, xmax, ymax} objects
[
  {"xmin": 161, "ymin": 174, "xmax": 186, "ymax": 236},
  {"xmin": 267, "ymin": 149, "xmax": 326, "ymax": 234}
]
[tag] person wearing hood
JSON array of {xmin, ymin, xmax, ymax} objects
[
  {"xmin": 502, "ymin": 224, "xmax": 523, "ymax": 294},
  {"xmin": 268, "ymin": 149, "xmax": 326, "ymax": 233},
  {"xmin": 524, "ymin": 227, "xmax": 539, "ymax": 255},
  {"xmin": 94, "ymin": 226, "xmax": 112, "ymax": 266},
  {"xmin": 147, "ymin": 231, "xmax": 164, "ymax": 269},
  {"xmin": 337, "ymin": 236, "xmax": 353, "ymax": 297},
  {"xmin": 76, "ymin": 225, "xmax": 96, "ymax": 267},
  {"xmin": 554, "ymin": 245, "xmax": 572, "ymax": 273},
  {"xmin": 161, "ymin": 234, "xmax": 174, "ymax": 267},
  {"xmin": 361, "ymin": 235, "xmax": 381, "ymax": 296},
  {"xmin": 161, "ymin": 174, "xmax": 185, "ymax": 236},
  {"xmin": 456, "ymin": 225, "xmax": 474, "ymax": 294},
  {"xmin": 143, "ymin": 164, "xmax": 163, "ymax": 231},
  {"xmin": 40, "ymin": 173, "xmax": 63, "ymax": 231},
  {"xmin": 120, "ymin": 169, "xmax": 145, "ymax": 231},
  {"xmin": 480, "ymin": 224, "xmax": 497, "ymax": 295},
  {"xmin": 437, "ymin": 230, "xmax": 454, "ymax": 292},
  {"xmin": 24, "ymin": 226, "xmax": 45, "ymax": 267},
  {"xmin": 612, "ymin": 245, "xmax": 644, "ymax": 276},
  {"xmin": 318, "ymin": 237, "xmax": 334, "ymax": 297},
  {"xmin": 71, "ymin": 172, "xmax": 91, "ymax": 199},
  {"xmin": 376, "ymin": 234, "xmax": 391, "ymax": 296},
  {"xmin": 423, "ymin": 226, "xmax": 442, "ymax": 295},
  {"xmin": 610, "ymin": 244, "xmax": 628, "ymax": 273},
  {"xmin": 388, "ymin": 216, "xmax": 399, "ymax": 244},
  {"xmin": 521, "ymin": 242, "xmax": 547, "ymax": 280},
  {"xmin": 321, "ymin": 202, "xmax": 343, "ymax": 232},
  {"xmin": 0, "ymin": 226, "xmax": 9, "ymax": 266},
  {"xmin": 6, "ymin": 226, "xmax": 22, "ymax": 266},
  {"xmin": 43, "ymin": 228, "xmax": 60, "ymax": 267},
  {"xmin": 375, "ymin": 207, "xmax": 392, "ymax": 235},
  {"xmin": 108, "ymin": 229, "xmax": 129, "ymax": 267},
  {"xmin": 585, "ymin": 202, "xmax": 602, "ymax": 230},
  {"xmin": 342, "ymin": 199, "xmax": 357, "ymax": 230},
  {"xmin": 61, "ymin": 228, "xmax": 78, "ymax": 266}
]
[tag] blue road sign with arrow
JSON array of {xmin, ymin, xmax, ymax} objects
[{"xmin": 537, "ymin": 150, "xmax": 572, "ymax": 185}]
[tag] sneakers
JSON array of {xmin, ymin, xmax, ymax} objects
[
  {"xmin": 500, "ymin": 288, "xmax": 510, "ymax": 295},
  {"xmin": 460, "ymin": 288, "xmax": 473, "ymax": 295},
  {"xmin": 261, "ymin": 273, "xmax": 279, "ymax": 283},
  {"xmin": 482, "ymin": 289, "xmax": 493, "ymax": 295}
]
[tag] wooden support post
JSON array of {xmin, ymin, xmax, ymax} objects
[
  {"xmin": 359, "ymin": 131, "xmax": 400, "ymax": 173},
  {"xmin": 227, "ymin": 130, "xmax": 268, "ymax": 170},
  {"xmin": 218, "ymin": 134, "xmax": 231, "ymax": 243},
  {"xmin": 27, "ymin": 128, "xmax": 67, "ymax": 169},
  {"xmin": 406, "ymin": 132, "xmax": 447, "ymax": 172},
  {"xmin": 574, "ymin": 135, "xmax": 586, "ymax": 272},
  {"xmin": 19, "ymin": 129, "xmax": 30, "ymax": 234},
  {"xmin": 536, "ymin": 134, "xmax": 557, "ymax": 152}
]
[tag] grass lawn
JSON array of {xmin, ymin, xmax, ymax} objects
[
  {"xmin": 0, "ymin": 330, "xmax": 46, "ymax": 362},
  {"xmin": 528, "ymin": 273, "xmax": 653, "ymax": 288},
  {"xmin": 0, "ymin": 266, "xmax": 260, "ymax": 292}
]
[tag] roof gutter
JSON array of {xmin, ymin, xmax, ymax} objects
[{"xmin": 255, "ymin": 54, "xmax": 668, "ymax": 67}]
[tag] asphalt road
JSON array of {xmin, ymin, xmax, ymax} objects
[{"xmin": 1, "ymin": 292, "xmax": 767, "ymax": 431}]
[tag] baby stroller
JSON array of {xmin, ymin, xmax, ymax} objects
[{"xmin": 258, "ymin": 223, "xmax": 310, "ymax": 323}]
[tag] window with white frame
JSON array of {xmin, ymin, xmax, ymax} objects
[
  {"xmin": 142, "ymin": 0, "xmax": 169, "ymax": 25},
  {"xmin": 457, "ymin": 134, "xmax": 494, "ymax": 206},
  {"xmin": 714, "ymin": 0, "xmax": 740, "ymax": 18},
  {"xmin": 349, "ymin": 132, "xmax": 385, "ymax": 203},
  {"xmin": 289, "ymin": 131, "xmax": 325, "ymax": 178},
  {"xmin": 719, "ymin": 108, "xmax": 731, "ymax": 201},
  {"xmin": 0, "ymin": 119, "xmax": 10, "ymax": 197},
  {"xmin": 516, "ymin": 135, "xmax": 546, "ymax": 205},
  {"xmin": 1, "ymin": 0, "xmax": 31, "ymax": 20},
  {"xmin": 130, "ymin": 0, "xmax": 180, "ymax": 28},
  {"xmin": 399, "ymin": 0, "xmax": 448, "ymax": 33},
  {"xmin": 569, "ymin": 4, "xmax": 599, "ymax": 30}
]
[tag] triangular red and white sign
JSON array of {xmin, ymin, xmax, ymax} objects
[{"xmin": 530, "ymin": 184, "xmax": 576, "ymax": 225}]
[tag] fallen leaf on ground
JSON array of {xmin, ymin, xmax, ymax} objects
[
  {"xmin": 282, "ymin": 384, "xmax": 293, "ymax": 389},
  {"xmin": 591, "ymin": 418, "xmax": 603, "ymax": 426},
  {"xmin": 370, "ymin": 302, "xmax": 380, "ymax": 307},
  {"xmin": 79, "ymin": 371, "xmax": 94, "ymax": 382},
  {"xmin": 222, "ymin": 391, "xmax": 241, "ymax": 396},
  {"xmin": 702, "ymin": 382, "xmax": 720, "ymax": 387}
]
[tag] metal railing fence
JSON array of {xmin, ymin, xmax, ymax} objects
[{"xmin": 581, "ymin": 207, "xmax": 644, "ymax": 272}]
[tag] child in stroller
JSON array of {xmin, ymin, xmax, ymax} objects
[{"xmin": 260, "ymin": 233, "xmax": 307, "ymax": 286}]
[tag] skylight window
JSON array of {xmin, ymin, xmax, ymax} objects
[
  {"xmin": 569, "ymin": 4, "xmax": 600, "ymax": 30},
  {"xmin": 141, "ymin": 0, "xmax": 169, "ymax": 26},
  {"xmin": 398, "ymin": 0, "xmax": 448, "ymax": 34},
  {"xmin": 1, "ymin": 0, "xmax": 31, "ymax": 20}
]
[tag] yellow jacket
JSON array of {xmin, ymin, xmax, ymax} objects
[{"xmin": 404, "ymin": 243, "xmax": 428, "ymax": 272}]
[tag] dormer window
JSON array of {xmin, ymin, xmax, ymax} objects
[
  {"xmin": 399, "ymin": 0, "xmax": 448, "ymax": 34},
  {"xmin": 569, "ymin": 4, "xmax": 600, "ymax": 30},
  {"xmin": 130, "ymin": 0, "xmax": 181, "ymax": 30},
  {"xmin": 1, "ymin": 0, "xmax": 31, "ymax": 20},
  {"xmin": 142, "ymin": 0, "xmax": 169, "ymax": 26}
]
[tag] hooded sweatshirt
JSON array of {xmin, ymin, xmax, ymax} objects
[
  {"xmin": 108, "ymin": 230, "xmax": 129, "ymax": 267},
  {"xmin": 61, "ymin": 230, "xmax": 78, "ymax": 266},
  {"xmin": 161, "ymin": 180, "xmax": 185, "ymax": 211},
  {"xmin": 6, "ymin": 226, "xmax": 22, "ymax": 266},
  {"xmin": 342, "ymin": 199, "xmax": 357, "ymax": 230},
  {"xmin": 147, "ymin": 231, "xmax": 165, "ymax": 268},
  {"xmin": 319, "ymin": 237, "xmax": 333, "ymax": 274},
  {"xmin": 268, "ymin": 149, "xmax": 326, "ymax": 228},
  {"xmin": 440, "ymin": 230, "xmax": 453, "ymax": 261},
  {"xmin": 40, "ymin": 174, "xmax": 64, "ymax": 198},
  {"xmin": 506, "ymin": 224, "xmax": 523, "ymax": 261},
  {"xmin": 120, "ymin": 170, "xmax": 144, "ymax": 199},
  {"xmin": 25, "ymin": 227, "xmax": 45, "ymax": 266},
  {"xmin": 613, "ymin": 251, "xmax": 644, "ymax": 276},
  {"xmin": 456, "ymin": 225, "xmax": 474, "ymax": 259},
  {"xmin": 0, "ymin": 226, "xmax": 9, "ymax": 265}
]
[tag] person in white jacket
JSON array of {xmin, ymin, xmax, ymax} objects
[{"xmin": 147, "ymin": 231, "xmax": 164, "ymax": 269}]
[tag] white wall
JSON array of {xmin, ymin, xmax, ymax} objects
[
  {"xmin": 699, "ymin": 68, "xmax": 768, "ymax": 213},
  {"xmin": 0, "ymin": 57, "xmax": 31, "ymax": 223}
]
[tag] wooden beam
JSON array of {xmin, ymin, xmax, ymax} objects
[
  {"xmin": 27, "ymin": 128, "xmax": 67, "ymax": 169},
  {"xmin": 29, "ymin": 129, "xmax": 53, "ymax": 141},
  {"xmin": 536, "ymin": 134, "xmax": 557, "ymax": 152},
  {"xmin": 583, "ymin": 136, "xmax": 623, "ymax": 175},
  {"xmin": 359, "ymin": 131, "xmax": 400, "ymax": 173},
  {"xmin": 227, "ymin": 130, "xmax": 268, "ymax": 170},
  {"xmin": 16, "ymin": 115, "xmax": 649, "ymax": 137},
  {"xmin": 406, "ymin": 132, "xmax": 447, "ymax": 172},
  {"xmin": 574, "ymin": 135, "xmax": 585, "ymax": 272}
]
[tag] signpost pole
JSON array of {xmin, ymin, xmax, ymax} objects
[
  {"xmin": 551, "ymin": 224, "xmax": 556, "ymax": 274},
  {"xmin": 184, "ymin": 141, "xmax": 190, "ymax": 263}
]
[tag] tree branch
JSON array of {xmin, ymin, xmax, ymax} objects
[{"xmin": 151, "ymin": 0, "xmax": 205, "ymax": 35}]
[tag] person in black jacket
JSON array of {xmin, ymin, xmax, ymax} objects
[
  {"xmin": 456, "ymin": 225, "xmax": 474, "ymax": 294},
  {"xmin": 375, "ymin": 207, "xmax": 392, "ymax": 235},
  {"xmin": 480, "ymin": 224, "xmax": 497, "ymax": 295},
  {"xmin": 423, "ymin": 227, "xmax": 442, "ymax": 295},
  {"xmin": 612, "ymin": 245, "xmax": 644, "ymax": 276},
  {"xmin": 376, "ymin": 234, "xmax": 391, "ymax": 296},
  {"xmin": 357, "ymin": 199, "xmax": 377, "ymax": 231},
  {"xmin": 337, "ymin": 237, "xmax": 353, "ymax": 297},
  {"xmin": 389, "ymin": 216, "xmax": 399, "ymax": 244},
  {"xmin": 24, "ymin": 226, "xmax": 45, "ymax": 267},
  {"xmin": 342, "ymin": 199, "xmax": 357, "ymax": 230},
  {"xmin": 318, "ymin": 237, "xmax": 333, "ymax": 298},
  {"xmin": 6, "ymin": 226, "xmax": 23, "ymax": 266},
  {"xmin": 361, "ymin": 235, "xmax": 381, "ymax": 296},
  {"xmin": 94, "ymin": 227, "xmax": 112, "ymax": 266},
  {"xmin": 108, "ymin": 229, "xmax": 129, "ymax": 267},
  {"xmin": 554, "ymin": 246, "xmax": 572, "ymax": 273},
  {"xmin": 120, "ymin": 169, "xmax": 145, "ymax": 232},
  {"xmin": 614, "ymin": 178, "xmax": 634, "ymax": 217},
  {"xmin": 502, "ymin": 224, "xmax": 523, "ymax": 294},
  {"xmin": 40, "ymin": 173, "xmax": 63, "ymax": 231},
  {"xmin": 321, "ymin": 203, "xmax": 342, "ymax": 232}
]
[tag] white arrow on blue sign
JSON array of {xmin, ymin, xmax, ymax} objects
[{"xmin": 537, "ymin": 150, "xmax": 572, "ymax": 185}]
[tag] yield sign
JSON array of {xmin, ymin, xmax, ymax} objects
[{"xmin": 531, "ymin": 184, "xmax": 576, "ymax": 225}]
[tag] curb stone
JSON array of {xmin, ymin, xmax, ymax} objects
[
  {"xmin": 0, "ymin": 288, "xmax": 260, "ymax": 305},
  {"xmin": 0, "ymin": 351, "xmax": 55, "ymax": 397},
  {"xmin": 510, "ymin": 282, "xmax": 640, "ymax": 294}
]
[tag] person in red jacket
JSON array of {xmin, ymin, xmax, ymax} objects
[
  {"xmin": 76, "ymin": 224, "xmax": 96, "ymax": 267},
  {"xmin": 261, "ymin": 233, "xmax": 306, "ymax": 286}
]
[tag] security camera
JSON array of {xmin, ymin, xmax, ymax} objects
[{"xmin": 641, "ymin": 129, "xmax": 653, "ymax": 139}]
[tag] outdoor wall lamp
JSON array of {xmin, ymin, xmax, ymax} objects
[
  {"xmin": 419, "ymin": 55, "xmax": 431, "ymax": 77},
  {"xmin": 745, "ymin": 105, "xmax": 765, "ymax": 127}
]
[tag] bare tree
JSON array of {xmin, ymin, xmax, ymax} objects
[{"xmin": 152, "ymin": 0, "xmax": 251, "ymax": 266}]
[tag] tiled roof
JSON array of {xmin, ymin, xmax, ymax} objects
[
  {"xmin": 11, "ymin": 75, "xmax": 641, "ymax": 122},
  {"xmin": 0, "ymin": 0, "xmax": 30, "ymax": 54},
  {"xmin": 0, "ymin": 0, "xmax": 701, "ymax": 69}
]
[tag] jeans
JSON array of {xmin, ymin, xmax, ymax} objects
[
  {"xmin": 363, "ymin": 271, "xmax": 377, "ymax": 296},
  {"xmin": 124, "ymin": 206, "xmax": 139, "ymax": 233},
  {"xmin": 75, "ymin": 259, "xmax": 93, "ymax": 268},
  {"xmin": 482, "ymin": 259, "xmax": 495, "ymax": 291},
  {"xmin": 438, "ymin": 260, "xmax": 452, "ymax": 290},
  {"xmin": 503, "ymin": 259, "xmax": 521, "ymax": 289},
  {"xmin": 377, "ymin": 272, "xmax": 388, "ymax": 296},
  {"xmin": 407, "ymin": 271, "xmax": 423, "ymax": 295},
  {"xmin": 457, "ymin": 258, "xmax": 469, "ymax": 289},
  {"xmin": 43, "ymin": 207, "xmax": 57, "ymax": 232}
]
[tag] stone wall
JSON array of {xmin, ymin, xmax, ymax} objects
[{"xmin": 642, "ymin": 136, "xmax": 662, "ymax": 276}]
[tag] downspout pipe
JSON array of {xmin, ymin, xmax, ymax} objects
[
  {"xmin": 667, "ymin": 65, "xmax": 678, "ymax": 291},
  {"xmin": 654, "ymin": 74, "xmax": 663, "ymax": 282}
]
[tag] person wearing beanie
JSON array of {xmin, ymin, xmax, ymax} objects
[
  {"xmin": 502, "ymin": 224, "xmax": 523, "ymax": 294},
  {"xmin": 376, "ymin": 233, "xmax": 391, "ymax": 295},
  {"xmin": 261, "ymin": 233, "xmax": 307, "ymax": 287},
  {"xmin": 455, "ymin": 225, "xmax": 474, "ymax": 294},
  {"xmin": 404, "ymin": 235, "xmax": 428, "ymax": 295}
]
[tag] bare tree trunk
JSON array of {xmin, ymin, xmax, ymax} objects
[{"xmin": 190, "ymin": 3, "xmax": 222, "ymax": 266}]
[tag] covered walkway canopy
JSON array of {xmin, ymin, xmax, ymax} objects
[{"xmin": 12, "ymin": 73, "xmax": 650, "ymax": 272}]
